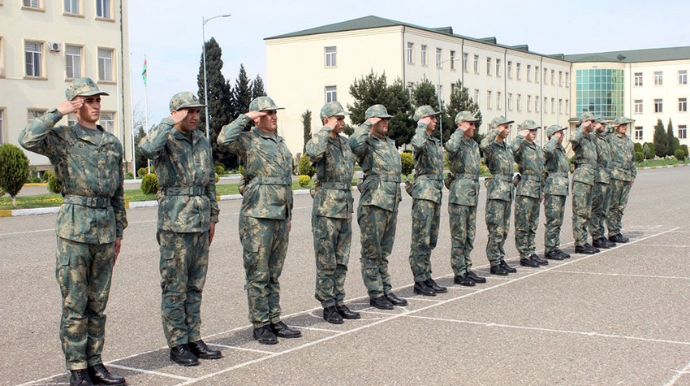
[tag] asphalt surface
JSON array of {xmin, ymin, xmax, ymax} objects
[{"xmin": 1, "ymin": 167, "xmax": 689, "ymax": 386}]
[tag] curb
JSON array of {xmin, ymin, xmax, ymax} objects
[{"xmin": 637, "ymin": 163, "xmax": 688, "ymax": 170}]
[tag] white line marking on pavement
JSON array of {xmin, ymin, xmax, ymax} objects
[
  {"xmin": 634, "ymin": 243, "xmax": 690, "ymax": 248},
  {"xmin": 208, "ymin": 343, "xmax": 274, "ymax": 355},
  {"xmin": 294, "ymin": 325, "xmax": 342, "ymax": 333},
  {"xmin": 106, "ymin": 364, "xmax": 195, "ymax": 381},
  {"xmin": 553, "ymin": 270, "xmax": 690, "ymax": 280},
  {"xmin": 663, "ymin": 357, "xmax": 690, "ymax": 386},
  {"xmin": 0, "ymin": 228, "xmax": 54, "ymax": 236}
]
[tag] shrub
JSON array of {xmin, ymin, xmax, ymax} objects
[
  {"xmin": 400, "ymin": 152, "xmax": 414, "ymax": 178},
  {"xmin": 215, "ymin": 172, "xmax": 220, "ymax": 183},
  {"xmin": 674, "ymin": 148, "xmax": 686, "ymax": 161},
  {"xmin": 0, "ymin": 187, "xmax": 5, "ymax": 197},
  {"xmin": 214, "ymin": 165, "xmax": 225, "ymax": 175},
  {"xmin": 633, "ymin": 142, "xmax": 643, "ymax": 154},
  {"xmin": 137, "ymin": 167, "xmax": 149, "ymax": 178},
  {"xmin": 124, "ymin": 172, "xmax": 134, "ymax": 180},
  {"xmin": 42, "ymin": 170, "xmax": 54, "ymax": 182},
  {"xmin": 680, "ymin": 144, "xmax": 689, "ymax": 158},
  {"xmin": 0, "ymin": 143, "xmax": 31, "ymax": 205},
  {"xmin": 634, "ymin": 152, "xmax": 644, "ymax": 163},
  {"xmin": 141, "ymin": 173, "xmax": 159, "ymax": 195},
  {"xmin": 48, "ymin": 173, "xmax": 63, "ymax": 194},
  {"xmin": 645, "ymin": 143, "xmax": 655, "ymax": 160},
  {"xmin": 238, "ymin": 165, "xmax": 245, "ymax": 176},
  {"xmin": 298, "ymin": 155, "xmax": 316, "ymax": 177},
  {"xmin": 298, "ymin": 175, "xmax": 311, "ymax": 187}
]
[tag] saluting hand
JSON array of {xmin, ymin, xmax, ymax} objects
[
  {"xmin": 57, "ymin": 99, "xmax": 84, "ymax": 116},
  {"xmin": 419, "ymin": 116, "xmax": 433, "ymax": 126},
  {"xmin": 518, "ymin": 129, "xmax": 531, "ymax": 137},
  {"xmin": 365, "ymin": 117, "xmax": 382, "ymax": 126},
  {"xmin": 169, "ymin": 109, "xmax": 189, "ymax": 124},
  {"xmin": 246, "ymin": 111, "xmax": 267, "ymax": 120}
]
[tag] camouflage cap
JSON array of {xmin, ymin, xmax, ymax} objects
[
  {"xmin": 169, "ymin": 92, "xmax": 206, "ymax": 112},
  {"xmin": 489, "ymin": 116, "xmax": 514, "ymax": 128},
  {"xmin": 65, "ymin": 77, "xmax": 109, "ymax": 101},
  {"xmin": 320, "ymin": 101, "xmax": 350, "ymax": 120},
  {"xmin": 454, "ymin": 111, "xmax": 480, "ymax": 124},
  {"xmin": 413, "ymin": 105, "xmax": 441, "ymax": 121},
  {"xmin": 519, "ymin": 119, "xmax": 541, "ymax": 131},
  {"xmin": 364, "ymin": 104, "xmax": 392, "ymax": 119},
  {"xmin": 546, "ymin": 124, "xmax": 566, "ymax": 138},
  {"xmin": 614, "ymin": 116, "xmax": 631, "ymax": 125},
  {"xmin": 594, "ymin": 115, "xmax": 606, "ymax": 124},
  {"xmin": 249, "ymin": 96, "xmax": 284, "ymax": 112},
  {"xmin": 579, "ymin": 112, "xmax": 596, "ymax": 122}
]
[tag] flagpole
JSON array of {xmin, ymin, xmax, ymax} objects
[
  {"xmin": 129, "ymin": 52, "xmax": 137, "ymax": 180},
  {"xmin": 144, "ymin": 54, "xmax": 150, "ymax": 174}
]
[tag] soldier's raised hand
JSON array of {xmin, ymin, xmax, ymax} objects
[
  {"xmin": 418, "ymin": 116, "xmax": 433, "ymax": 126},
  {"xmin": 246, "ymin": 111, "xmax": 267, "ymax": 120},
  {"xmin": 169, "ymin": 109, "xmax": 189, "ymax": 124},
  {"xmin": 518, "ymin": 129, "xmax": 531, "ymax": 138},
  {"xmin": 57, "ymin": 99, "xmax": 84, "ymax": 116},
  {"xmin": 365, "ymin": 117, "xmax": 382, "ymax": 126},
  {"xmin": 324, "ymin": 116, "xmax": 340, "ymax": 130}
]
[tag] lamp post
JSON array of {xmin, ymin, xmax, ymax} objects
[
  {"xmin": 202, "ymin": 13, "xmax": 231, "ymax": 139},
  {"xmin": 437, "ymin": 57, "xmax": 461, "ymax": 146}
]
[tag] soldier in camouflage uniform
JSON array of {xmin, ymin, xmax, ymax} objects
[
  {"xmin": 305, "ymin": 101, "xmax": 361, "ymax": 324},
  {"xmin": 19, "ymin": 78, "xmax": 128, "ymax": 386},
  {"xmin": 218, "ymin": 96, "xmax": 302, "ymax": 345},
  {"xmin": 445, "ymin": 111, "xmax": 487, "ymax": 286},
  {"xmin": 408, "ymin": 105, "xmax": 448, "ymax": 296},
  {"xmin": 607, "ymin": 117, "xmax": 637, "ymax": 243},
  {"xmin": 543, "ymin": 125, "xmax": 571, "ymax": 260},
  {"xmin": 480, "ymin": 116, "xmax": 518, "ymax": 276},
  {"xmin": 571, "ymin": 112, "xmax": 601, "ymax": 254},
  {"xmin": 513, "ymin": 120, "xmax": 548, "ymax": 268},
  {"xmin": 590, "ymin": 117, "xmax": 617, "ymax": 249},
  {"xmin": 350, "ymin": 104, "xmax": 408, "ymax": 310},
  {"xmin": 139, "ymin": 92, "xmax": 221, "ymax": 366}
]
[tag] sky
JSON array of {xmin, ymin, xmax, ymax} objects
[{"xmin": 128, "ymin": 0, "xmax": 690, "ymax": 126}]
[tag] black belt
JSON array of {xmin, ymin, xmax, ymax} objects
[
  {"xmin": 163, "ymin": 186, "xmax": 205, "ymax": 196},
  {"xmin": 63, "ymin": 194, "xmax": 110, "ymax": 209},
  {"xmin": 364, "ymin": 174, "xmax": 401, "ymax": 183},
  {"xmin": 250, "ymin": 176, "xmax": 292, "ymax": 186},
  {"xmin": 320, "ymin": 181, "xmax": 350, "ymax": 190}
]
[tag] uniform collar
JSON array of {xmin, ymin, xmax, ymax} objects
[
  {"xmin": 252, "ymin": 127, "xmax": 283, "ymax": 142},
  {"xmin": 74, "ymin": 123, "xmax": 104, "ymax": 145}
]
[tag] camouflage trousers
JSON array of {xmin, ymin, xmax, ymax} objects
[
  {"xmin": 514, "ymin": 195, "xmax": 541, "ymax": 258},
  {"xmin": 357, "ymin": 204, "xmax": 398, "ymax": 298},
  {"xmin": 239, "ymin": 215, "xmax": 289, "ymax": 328},
  {"xmin": 590, "ymin": 182, "xmax": 612, "ymax": 240},
  {"xmin": 544, "ymin": 194, "xmax": 567, "ymax": 253},
  {"xmin": 56, "ymin": 237, "xmax": 115, "ymax": 370},
  {"xmin": 312, "ymin": 215, "xmax": 352, "ymax": 308},
  {"xmin": 572, "ymin": 181, "xmax": 594, "ymax": 246},
  {"xmin": 157, "ymin": 230, "xmax": 209, "ymax": 348},
  {"xmin": 485, "ymin": 199, "xmax": 511, "ymax": 266},
  {"xmin": 607, "ymin": 179, "xmax": 632, "ymax": 236},
  {"xmin": 449, "ymin": 203, "xmax": 477, "ymax": 276},
  {"xmin": 408, "ymin": 199, "xmax": 441, "ymax": 282}
]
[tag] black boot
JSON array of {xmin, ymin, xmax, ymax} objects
[
  {"xmin": 520, "ymin": 257, "xmax": 540, "ymax": 268},
  {"xmin": 454, "ymin": 273, "xmax": 475, "ymax": 287},
  {"xmin": 189, "ymin": 340, "xmax": 223, "ymax": 359},
  {"xmin": 545, "ymin": 250, "xmax": 563, "ymax": 260},
  {"xmin": 253, "ymin": 325, "xmax": 278, "ymax": 345},
  {"xmin": 490, "ymin": 264, "xmax": 509, "ymax": 276},
  {"xmin": 465, "ymin": 271, "xmax": 487, "ymax": 283},
  {"xmin": 170, "ymin": 344, "xmax": 199, "ymax": 366},
  {"xmin": 385, "ymin": 292, "xmax": 408, "ymax": 306},
  {"xmin": 336, "ymin": 305, "xmax": 361, "ymax": 319},
  {"xmin": 414, "ymin": 281, "xmax": 436, "ymax": 296},
  {"xmin": 323, "ymin": 306, "xmax": 344, "ymax": 324},
  {"xmin": 270, "ymin": 321, "xmax": 302, "ymax": 338},
  {"xmin": 609, "ymin": 233, "xmax": 629, "ymax": 243},
  {"xmin": 592, "ymin": 237, "xmax": 611, "ymax": 249},
  {"xmin": 87, "ymin": 364, "xmax": 126, "ymax": 385},
  {"xmin": 70, "ymin": 369, "xmax": 93, "ymax": 386},
  {"xmin": 500, "ymin": 260, "xmax": 517, "ymax": 273},
  {"xmin": 425, "ymin": 278, "xmax": 448, "ymax": 293},
  {"xmin": 369, "ymin": 296, "xmax": 394, "ymax": 310},
  {"xmin": 575, "ymin": 243, "xmax": 599, "ymax": 254},
  {"xmin": 555, "ymin": 249, "xmax": 571, "ymax": 259}
]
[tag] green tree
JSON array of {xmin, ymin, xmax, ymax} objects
[
  {"xmin": 298, "ymin": 155, "xmax": 315, "ymax": 177},
  {"xmin": 653, "ymin": 119, "xmax": 667, "ymax": 157},
  {"xmin": 230, "ymin": 64, "xmax": 253, "ymax": 116},
  {"xmin": 400, "ymin": 152, "xmax": 414, "ymax": 179},
  {"xmin": 251, "ymin": 74, "xmax": 266, "ymax": 99},
  {"xmin": 348, "ymin": 70, "xmax": 390, "ymax": 125},
  {"xmin": 410, "ymin": 78, "xmax": 439, "ymax": 110},
  {"xmin": 666, "ymin": 119, "xmax": 679, "ymax": 156},
  {"xmin": 0, "ymin": 144, "xmax": 31, "ymax": 206},
  {"xmin": 343, "ymin": 124, "xmax": 355, "ymax": 136},
  {"xmin": 301, "ymin": 109, "xmax": 312, "ymax": 154},
  {"xmin": 442, "ymin": 80, "xmax": 483, "ymax": 144},
  {"xmin": 197, "ymin": 38, "xmax": 234, "ymax": 167}
]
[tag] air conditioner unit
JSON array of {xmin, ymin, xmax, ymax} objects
[{"xmin": 49, "ymin": 42, "xmax": 62, "ymax": 52}]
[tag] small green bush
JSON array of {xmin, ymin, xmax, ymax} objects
[
  {"xmin": 0, "ymin": 143, "xmax": 30, "ymax": 204},
  {"xmin": 238, "ymin": 165, "xmax": 245, "ymax": 176},
  {"xmin": 42, "ymin": 170, "xmax": 54, "ymax": 182},
  {"xmin": 400, "ymin": 152, "xmax": 414, "ymax": 178},
  {"xmin": 633, "ymin": 142, "xmax": 643, "ymax": 154},
  {"xmin": 680, "ymin": 144, "xmax": 689, "ymax": 158},
  {"xmin": 634, "ymin": 152, "xmax": 644, "ymax": 163},
  {"xmin": 137, "ymin": 167, "xmax": 149, "ymax": 178},
  {"xmin": 298, "ymin": 175, "xmax": 311, "ymax": 187},
  {"xmin": 124, "ymin": 172, "xmax": 134, "ymax": 180},
  {"xmin": 674, "ymin": 148, "xmax": 686, "ymax": 161},
  {"xmin": 645, "ymin": 143, "xmax": 655, "ymax": 160},
  {"xmin": 141, "ymin": 173, "xmax": 159, "ymax": 195},
  {"xmin": 298, "ymin": 155, "xmax": 316, "ymax": 177},
  {"xmin": 48, "ymin": 173, "xmax": 63, "ymax": 194},
  {"xmin": 214, "ymin": 165, "xmax": 225, "ymax": 175},
  {"xmin": 215, "ymin": 173, "xmax": 220, "ymax": 183}
]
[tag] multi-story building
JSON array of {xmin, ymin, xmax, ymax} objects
[{"xmin": 0, "ymin": 0, "xmax": 132, "ymax": 171}]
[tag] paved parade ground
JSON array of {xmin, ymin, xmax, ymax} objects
[{"xmin": 1, "ymin": 166, "xmax": 689, "ymax": 386}]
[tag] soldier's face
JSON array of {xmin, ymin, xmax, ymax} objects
[
  {"xmin": 426, "ymin": 115, "xmax": 437, "ymax": 131},
  {"xmin": 178, "ymin": 108, "xmax": 200, "ymax": 132},
  {"xmin": 460, "ymin": 122, "xmax": 476, "ymax": 138},
  {"xmin": 371, "ymin": 118, "xmax": 389, "ymax": 136},
  {"xmin": 326, "ymin": 116, "xmax": 345, "ymax": 134},
  {"xmin": 528, "ymin": 130, "xmax": 538, "ymax": 141},
  {"xmin": 497, "ymin": 124, "xmax": 510, "ymax": 139},
  {"xmin": 595, "ymin": 123, "xmax": 606, "ymax": 133},
  {"xmin": 75, "ymin": 96, "xmax": 101, "ymax": 124},
  {"xmin": 257, "ymin": 110, "xmax": 278, "ymax": 132},
  {"xmin": 584, "ymin": 120, "xmax": 595, "ymax": 132},
  {"xmin": 617, "ymin": 124, "xmax": 628, "ymax": 135}
]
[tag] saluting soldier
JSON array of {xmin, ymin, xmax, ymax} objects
[
  {"xmin": 590, "ymin": 116, "xmax": 616, "ymax": 249},
  {"xmin": 571, "ymin": 112, "xmax": 600, "ymax": 254},
  {"xmin": 543, "ymin": 125, "xmax": 571, "ymax": 260},
  {"xmin": 606, "ymin": 117, "xmax": 637, "ymax": 243}
]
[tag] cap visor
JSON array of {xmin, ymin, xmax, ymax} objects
[{"xmin": 79, "ymin": 91, "xmax": 110, "ymax": 97}]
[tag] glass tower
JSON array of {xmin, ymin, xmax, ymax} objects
[{"xmin": 575, "ymin": 68, "xmax": 624, "ymax": 119}]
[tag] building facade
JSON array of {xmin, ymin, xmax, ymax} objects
[{"xmin": 0, "ymin": 0, "xmax": 132, "ymax": 171}]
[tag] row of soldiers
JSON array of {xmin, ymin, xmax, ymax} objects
[{"xmin": 18, "ymin": 77, "xmax": 635, "ymax": 386}]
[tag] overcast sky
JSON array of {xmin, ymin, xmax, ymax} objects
[{"xmin": 128, "ymin": 0, "xmax": 689, "ymax": 126}]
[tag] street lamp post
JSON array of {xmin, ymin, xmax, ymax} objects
[
  {"xmin": 437, "ymin": 57, "xmax": 461, "ymax": 146},
  {"xmin": 202, "ymin": 13, "xmax": 231, "ymax": 139}
]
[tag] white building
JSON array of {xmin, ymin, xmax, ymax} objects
[{"xmin": 0, "ymin": 0, "xmax": 132, "ymax": 171}]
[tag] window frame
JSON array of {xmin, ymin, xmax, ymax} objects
[
  {"xmin": 65, "ymin": 44, "xmax": 82, "ymax": 80},
  {"xmin": 325, "ymin": 85, "xmax": 337, "ymax": 103},
  {"xmin": 634, "ymin": 72, "xmax": 643, "ymax": 87},
  {"xmin": 96, "ymin": 0, "xmax": 112, "ymax": 19},
  {"xmin": 324, "ymin": 46, "xmax": 336, "ymax": 68},
  {"xmin": 473, "ymin": 55, "xmax": 479, "ymax": 74},
  {"xmin": 421, "ymin": 45, "xmax": 427, "ymax": 66},
  {"xmin": 25, "ymin": 40, "xmax": 44, "ymax": 78},
  {"xmin": 634, "ymin": 126, "xmax": 643, "ymax": 140},
  {"xmin": 678, "ymin": 125, "xmax": 687, "ymax": 139},
  {"xmin": 654, "ymin": 71, "xmax": 663, "ymax": 86},
  {"xmin": 407, "ymin": 42, "xmax": 414, "ymax": 64},
  {"xmin": 679, "ymin": 97, "xmax": 687, "ymax": 113},
  {"xmin": 97, "ymin": 47, "xmax": 114, "ymax": 82},
  {"xmin": 679, "ymin": 70, "xmax": 687, "ymax": 85},
  {"xmin": 634, "ymin": 99, "xmax": 643, "ymax": 114},
  {"xmin": 654, "ymin": 98, "xmax": 663, "ymax": 113}
]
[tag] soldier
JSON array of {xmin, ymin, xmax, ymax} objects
[
  {"xmin": 350, "ymin": 104, "xmax": 408, "ymax": 310},
  {"xmin": 19, "ymin": 77, "xmax": 128, "ymax": 386},
  {"xmin": 305, "ymin": 101, "xmax": 361, "ymax": 324},
  {"xmin": 607, "ymin": 117, "xmax": 637, "ymax": 243},
  {"xmin": 543, "ymin": 125, "xmax": 571, "ymax": 260},
  {"xmin": 480, "ymin": 116, "xmax": 518, "ymax": 275},
  {"xmin": 218, "ymin": 96, "xmax": 302, "ymax": 344},
  {"xmin": 590, "ymin": 116, "xmax": 617, "ymax": 249},
  {"xmin": 408, "ymin": 105, "xmax": 447, "ymax": 296},
  {"xmin": 445, "ymin": 111, "xmax": 486, "ymax": 286},
  {"xmin": 571, "ymin": 112, "xmax": 601, "ymax": 254},
  {"xmin": 513, "ymin": 120, "xmax": 547, "ymax": 267},
  {"xmin": 139, "ymin": 92, "xmax": 221, "ymax": 366}
]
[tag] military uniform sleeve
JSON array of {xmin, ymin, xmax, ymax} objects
[
  {"xmin": 570, "ymin": 124, "xmax": 586, "ymax": 145},
  {"xmin": 544, "ymin": 136, "xmax": 558, "ymax": 157},
  {"xmin": 305, "ymin": 126, "xmax": 330, "ymax": 164},
  {"xmin": 410, "ymin": 124, "xmax": 428, "ymax": 151},
  {"xmin": 112, "ymin": 145, "xmax": 128, "ymax": 239},
  {"xmin": 444, "ymin": 129, "xmax": 463, "ymax": 156},
  {"xmin": 512, "ymin": 134, "xmax": 526, "ymax": 160},
  {"xmin": 139, "ymin": 118, "xmax": 174, "ymax": 160},
  {"xmin": 480, "ymin": 128, "xmax": 500, "ymax": 155},
  {"xmin": 18, "ymin": 109, "xmax": 64, "ymax": 157},
  {"xmin": 630, "ymin": 139, "xmax": 638, "ymax": 179},
  {"xmin": 218, "ymin": 114, "xmax": 251, "ymax": 158},
  {"xmin": 206, "ymin": 143, "xmax": 220, "ymax": 223},
  {"xmin": 349, "ymin": 122, "xmax": 372, "ymax": 157}
]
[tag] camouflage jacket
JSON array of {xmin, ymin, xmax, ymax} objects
[
  {"xmin": 445, "ymin": 129, "xmax": 480, "ymax": 206},
  {"xmin": 305, "ymin": 126, "xmax": 354, "ymax": 219},
  {"xmin": 512, "ymin": 134, "xmax": 544, "ymax": 199},
  {"xmin": 349, "ymin": 122, "xmax": 402, "ymax": 212},
  {"xmin": 218, "ymin": 114, "xmax": 293, "ymax": 220},
  {"xmin": 139, "ymin": 118, "xmax": 219, "ymax": 232},
  {"xmin": 543, "ymin": 136, "xmax": 569, "ymax": 196},
  {"xmin": 570, "ymin": 124, "xmax": 597, "ymax": 186},
  {"xmin": 480, "ymin": 128, "xmax": 514, "ymax": 202},
  {"xmin": 607, "ymin": 133, "xmax": 637, "ymax": 182},
  {"xmin": 19, "ymin": 109, "xmax": 127, "ymax": 243},
  {"xmin": 410, "ymin": 124, "xmax": 443, "ymax": 204},
  {"xmin": 594, "ymin": 132, "xmax": 613, "ymax": 184}
]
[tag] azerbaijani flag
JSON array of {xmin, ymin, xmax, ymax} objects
[{"xmin": 141, "ymin": 59, "xmax": 147, "ymax": 86}]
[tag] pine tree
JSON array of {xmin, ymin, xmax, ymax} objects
[
  {"xmin": 653, "ymin": 119, "xmax": 667, "ymax": 157},
  {"xmin": 251, "ymin": 74, "xmax": 266, "ymax": 99},
  {"xmin": 410, "ymin": 78, "xmax": 440, "ymax": 110},
  {"xmin": 301, "ymin": 110, "xmax": 312, "ymax": 154},
  {"xmin": 666, "ymin": 119, "xmax": 678, "ymax": 156},
  {"xmin": 442, "ymin": 80, "xmax": 483, "ymax": 143},
  {"xmin": 0, "ymin": 143, "xmax": 30, "ymax": 206},
  {"xmin": 231, "ymin": 64, "xmax": 253, "ymax": 115}
]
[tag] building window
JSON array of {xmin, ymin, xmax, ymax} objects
[
  {"xmin": 680, "ymin": 98, "xmax": 687, "ymax": 112},
  {"xmin": 634, "ymin": 126, "xmax": 643, "ymax": 140},
  {"xmin": 421, "ymin": 45, "xmax": 427, "ymax": 66},
  {"xmin": 436, "ymin": 48, "xmax": 442, "ymax": 68},
  {"xmin": 527, "ymin": 95, "xmax": 532, "ymax": 112},
  {"xmin": 497, "ymin": 91, "xmax": 502, "ymax": 110},
  {"xmin": 559, "ymin": 71, "xmax": 563, "ymax": 86},
  {"xmin": 487, "ymin": 90, "xmax": 492, "ymax": 109},
  {"xmin": 96, "ymin": 0, "xmax": 110, "ymax": 18},
  {"xmin": 325, "ymin": 46, "xmax": 336, "ymax": 67},
  {"xmin": 551, "ymin": 70, "xmax": 555, "ymax": 85},
  {"xmin": 27, "ymin": 108, "xmax": 45, "ymax": 123},
  {"xmin": 496, "ymin": 58, "xmax": 501, "ymax": 77},
  {"xmin": 516, "ymin": 63, "xmax": 521, "ymax": 80},
  {"xmin": 407, "ymin": 42, "xmax": 413, "ymax": 64},
  {"xmin": 437, "ymin": 84, "xmax": 443, "ymax": 99},
  {"xmin": 575, "ymin": 68, "xmax": 625, "ymax": 118},
  {"xmin": 407, "ymin": 82, "xmax": 413, "ymax": 96},
  {"xmin": 65, "ymin": 45, "xmax": 81, "ymax": 79},
  {"xmin": 526, "ymin": 65, "xmax": 531, "ymax": 82},
  {"xmin": 99, "ymin": 112, "xmax": 114, "ymax": 133},
  {"xmin": 543, "ymin": 68, "xmax": 547, "ymax": 84},
  {"xmin": 679, "ymin": 125, "xmax": 688, "ymax": 139},
  {"xmin": 565, "ymin": 72, "xmax": 570, "ymax": 87},
  {"xmin": 486, "ymin": 57, "xmax": 492, "ymax": 75},
  {"xmin": 558, "ymin": 99, "xmax": 562, "ymax": 114},
  {"xmin": 565, "ymin": 100, "xmax": 569, "ymax": 113},
  {"xmin": 507, "ymin": 93, "xmax": 513, "ymax": 111},
  {"xmin": 450, "ymin": 51, "xmax": 456, "ymax": 70},
  {"xmin": 517, "ymin": 94, "xmax": 522, "ymax": 111},
  {"xmin": 654, "ymin": 71, "xmax": 663, "ymax": 86},
  {"xmin": 25, "ymin": 41, "xmax": 42, "ymax": 77},
  {"xmin": 474, "ymin": 89, "xmax": 479, "ymax": 104},
  {"xmin": 325, "ymin": 86, "xmax": 337, "ymax": 103},
  {"xmin": 551, "ymin": 98, "xmax": 555, "ymax": 113},
  {"xmin": 98, "ymin": 48, "xmax": 113, "ymax": 81},
  {"xmin": 473, "ymin": 55, "xmax": 479, "ymax": 74},
  {"xmin": 634, "ymin": 100, "xmax": 643, "ymax": 114},
  {"xmin": 535, "ymin": 98, "xmax": 539, "ymax": 113},
  {"xmin": 23, "ymin": 0, "xmax": 40, "ymax": 8},
  {"xmin": 0, "ymin": 37, "xmax": 5, "ymax": 77},
  {"xmin": 543, "ymin": 97, "xmax": 547, "ymax": 112},
  {"xmin": 535, "ymin": 66, "xmax": 539, "ymax": 83},
  {"xmin": 0, "ymin": 108, "xmax": 4, "ymax": 144},
  {"xmin": 507, "ymin": 61, "xmax": 512, "ymax": 79},
  {"xmin": 64, "ymin": 0, "xmax": 79, "ymax": 14},
  {"xmin": 679, "ymin": 70, "xmax": 687, "ymax": 85},
  {"xmin": 463, "ymin": 53, "xmax": 468, "ymax": 72},
  {"xmin": 634, "ymin": 72, "xmax": 643, "ymax": 87},
  {"xmin": 654, "ymin": 99, "xmax": 663, "ymax": 113}
]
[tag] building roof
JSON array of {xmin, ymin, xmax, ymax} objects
[{"xmin": 565, "ymin": 46, "xmax": 690, "ymax": 63}]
